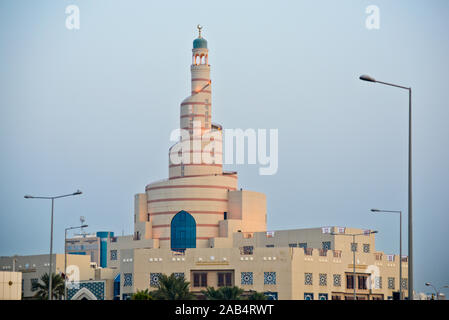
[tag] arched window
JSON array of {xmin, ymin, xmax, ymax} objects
[{"xmin": 171, "ymin": 210, "xmax": 196, "ymax": 251}]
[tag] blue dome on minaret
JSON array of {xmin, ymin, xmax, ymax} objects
[{"xmin": 193, "ymin": 25, "xmax": 207, "ymax": 49}]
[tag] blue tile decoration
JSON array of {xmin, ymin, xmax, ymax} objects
[
  {"xmin": 110, "ymin": 250, "xmax": 117, "ymax": 261},
  {"xmin": 322, "ymin": 241, "xmax": 331, "ymax": 250},
  {"xmin": 173, "ymin": 272, "xmax": 184, "ymax": 279},
  {"xmin": 304, "ymin": 273, "xmax": 313, "ymax": 285},
  {"xmin": 333, "ymin": 274, "xmax": 341, "ymax": 287},
  {"xmin": 150, "ymin": 273, "xmax": 162, "ymax": 287},
  {"xmin": 264, "ymin": 272, "xmax": 276, "ymax": 285},
  {"xmin": 319, "ymin": 273, "xmax": 327, "ymax": 286},
  {"xmin": 318, "ymin": 293, "xmax": 328, "ymax": 300},
  {"xmin": 123, "ymin": 273, "xmax": 133, "ymax": 287},
  {"xmin": 363, "ymin": 244, "xmax": 370, "ymax": 253},
  {"xmin": 241, "ymin": 272, "xmax": 253, "ymax": 285},
  {"xmin": 351, "ymin": 243, "xmax": 358, "ymax": 252},
  {"xmin": 401, "ymin": 278, "xmax": 408, "ymax": 290},
  {"xmin": 388, "ymin": 277, "xmax": 395, "ymax": 289},
  {"xmin": 67, "ymin": 281, "xmax": 105, "ymax": 300},
  {"xmin": 304, "ymin": 292, "xmax": 314, "ymax": 300}
]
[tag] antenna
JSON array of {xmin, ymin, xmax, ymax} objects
[{"xmin": 80, "ymin": 216, "xmax": 86, "ymax": 235}]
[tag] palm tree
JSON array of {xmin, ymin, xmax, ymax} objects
[
  {"xmin": 202, "ymin": 286, "xmax": 244, "ymax": 300},
  {"xmin": 246, "ymin": 291, "xmax": 268, "ymax": 300},
  {"xmin": 151, "ymin": 274, "xmax": 196, "ymax": 300},
  {"xmin": 33, "ymin": 273, "xmax": 65, "ymax": 300},
  {"xmin": 131, "ymin": 288, "xmax": 153, "ymax": 300}
]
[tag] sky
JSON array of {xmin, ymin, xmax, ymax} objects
[{"xmin": 0, "ymin": 0, "xmax": 448, "ymax": 295}]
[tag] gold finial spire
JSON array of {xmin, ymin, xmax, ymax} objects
[{"xmin": 197, "ymin": 24, "xmax": 203, "ymax": 38}]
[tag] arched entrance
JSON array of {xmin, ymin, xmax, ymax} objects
[{"xmin": 170, "ymin": 210, "xmax": 196, "ymax": 251}]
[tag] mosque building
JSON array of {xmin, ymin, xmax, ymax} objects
[{"xmin": 0, "ymin": 26, "xmax": 408, "ymax": 300}]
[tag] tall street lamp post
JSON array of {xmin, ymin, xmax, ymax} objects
[
  {"xmin": 331, "ymin": 230, "xmax": 378, "ymax": 300},
  {"xmin": 359, "ymin": 74, "xmax": 413, "ymax": 299},
  {"xmin": 64, "ymin": 224, "xmax": 88, "ymax": 300},
  {"xmin": 24, "ymin": 190, "xmax": 82, "ymax": 300},
  {"xmin": 371, "ymin": 209, "xmax": 403, "ymax": 299},
  {"xmin": 425, "ymin": 283, "xmax": 449, "ymax": 300}
]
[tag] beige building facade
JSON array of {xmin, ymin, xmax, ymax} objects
[
  {"xmin": 0, "ymin": 271, "xmax": 22, "ymax": 300},
  {"xmin": 0, "ymin": 254, "xmax": 95, "ymax": 299},
  {"xmin": 103, "ymin": 27, "xmax": 408, "ymax": 300},
  {"xmin": 114, "ymin": 227, "xmax": 408, "ymax": 300}
]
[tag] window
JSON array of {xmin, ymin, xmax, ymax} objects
[
  {"xmin": 319, "ymin": 274, "xmax": 327, "ymax": 286},
  {"xmin": 358, "ymin": 276, "xmax": 368, "ymax": 290},
  {"xmin": 264, "ymin": 272, "xmax": 276, "ymax": 285},
  {"xmin": 171, "ymin": 210, "xmax": 196, "ymax": 251},
  {"xmin": 240, "ymin": 246, "xmax": 254, "ymax": 255},
  {"xmin": 346, "ymin": 275, "xmax": 354, "ymax": 289},
  {"xmin": 375, "ymin": 253, "xmax": 383, "ymax": 261},
  {"xmin": 304, "ymin": 273, "xmax": 313, "ymax": 285},
  {"xmin": 147, "ymin": 213, "xmax": 150, "ymax": 222},
  {"xmin": 30, "ymin": 278, "xmax": 38, "ymax": 291},
  {"xmin": 304, "ymin": 293, "xmax": 314, "ymax": 300},
  {"xmin": 318, "ymin": 293, "xmax": 328, "ymax": 300},
  {"xmin": 333, "ymin": 250, "xmax": 342, "ymax": 258},
  {"xmin": 217, "ymin": 272, "xmax": 232, "ymax": 287},
  {"xmin": 193, "ymin": 272, "xmax": 207, "ymax": 287},
  {"xmin": 304, "ymin": 248, "xmax": 313, "ymax": 256},
  {"xmin": 299, "ymin": 243, "xmax": 307, "ymax": 248},
  {"xmin": 223, "ymin": 212, "xmax": 227, "ymax": 220},
  {"xmin": 288, "ymin": 243, "xmax": 297, "ymax": 248},
  {"xmin": 332, "ymin": 295, "xmax": 342, "ymax": 300},
  {"xmin": 363, "ymin": 244, "xmax": 370, "ymax": 253},
  {"xmin": 266, "ymin": 244, "xmax": 274, "ymax": 248},
  {"xmin": 319, "ymin": 249, "xmax": 327, "ymax": 257},
  {"xmin": 333, "ymin": 274, "xmax": 341, "ymax": 287}
]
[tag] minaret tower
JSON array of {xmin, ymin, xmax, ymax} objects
[
  {"xmin": 170, "ymin": 25, "xmax": 222, "ymax": 179},
  {"xmin": 134, "ymin": 26, "xmax": 266, "ymax": 251}
]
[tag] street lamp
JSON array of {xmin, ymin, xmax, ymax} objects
[
  {"xmin": 360, "ymin": 74, "xmax": 413, "ymax": 299},
  {"xmin": 64, "ymin": 224, "xmax": 88, "ymax": 300},
  {"xmin": 425, "ymin": 283, "xmax": 449, "ymax": 300},
  {"xmin": 371, "ymin": 208, "xmax": 403, "ymax": 300},
  {"xmin": 331, "ymin": 230, "xmax": 378, "ymax": 300},
  {"xmin": 24, "ymin": 190, "xmax": 82, "ymax": 300}
]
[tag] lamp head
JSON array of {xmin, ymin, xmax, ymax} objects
[
  {"xmin": 425, "ymin": 282, "xmax": 431, "ymax": 286},
  {"xmin": 371, "ymin": 208, "xmax": 380, "ymax": 212},
  {"xmin": 359, "ymin": 74, "xmax": 376, "ymax": 82},
  {"xmin": 73, "ymin": 190, "xmax": 82, "ymax": 195},
  {"xmin": 371, "ymin": 230, "xmax": 378, "ymax": 234},
  {"xmin": 24, "ymin": 195, "xmax": 33, "ymax": 199}
]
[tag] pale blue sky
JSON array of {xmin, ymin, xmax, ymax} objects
[{"xmin": 1, "ymin": 0, "xmax": 448, "ymax": 295}]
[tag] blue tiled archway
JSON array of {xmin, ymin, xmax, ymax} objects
[{"xmin": 171, "ymin": 210, "xmax": 196, "ymax": 251}]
